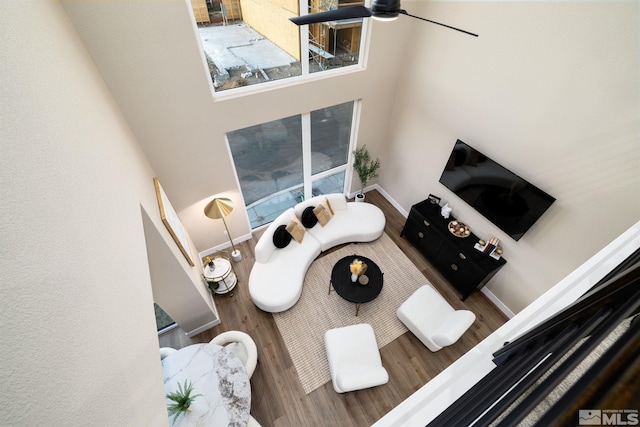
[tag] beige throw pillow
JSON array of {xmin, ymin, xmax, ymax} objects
[
  {"xmin": 286, "ymin": 216, "xmax": 305, "ymax": 243},
  {"xmin": 313, "ymin": 204, "xmax": 332, "ymax": 227},
  {"xmin": 325, "ymin": 197, "xmax": 335, "ymax": 215}
]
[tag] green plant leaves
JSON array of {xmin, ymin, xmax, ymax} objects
[
  {"xmin": 352, "ymin": 144, "xmax": 381, "ymax": 190},
  {"xmin": 166, "ymin": 379, "xmax": 203, "ymax": 423}
]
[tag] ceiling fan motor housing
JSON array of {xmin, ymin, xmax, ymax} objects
[{"xmin": 372, "ymin": 0, "xmax": 402, "ymax": 18}]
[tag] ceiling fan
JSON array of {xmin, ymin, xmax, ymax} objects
[{"xmin": 289, "ymin": 0, "xmax": 478, "ymax": 37}]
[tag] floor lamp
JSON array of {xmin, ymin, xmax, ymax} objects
[{"xmin": 204, "ymin": 197, "xmax": 242, "ymax": 262}]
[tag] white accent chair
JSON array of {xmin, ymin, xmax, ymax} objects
[
  {"xmin": 210, "ymin": 331, "xmax": 258, "ymax": 378},
  {"xmin": 159, "ymin": 347, "xmax": 177, "ymax": 360},
  {"xmin": 324, "ymin": 323, "xmax": 389, "ymax": 393},
  {"xmin": 397, "ymin": 285, "xmax": 476, "ymax": 352}
]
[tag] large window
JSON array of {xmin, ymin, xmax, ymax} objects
[
  {"xmin": 228, "ymin": 101, "xmax": 357, "ymax": 228},
  {"xmin": 193, "ymin": 1, "xmax": 367, "ymax": 92}
]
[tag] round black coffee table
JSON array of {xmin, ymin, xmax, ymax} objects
[{"xmin": 330, "ymin": 255, "xmax": 383, "ymax": 316}]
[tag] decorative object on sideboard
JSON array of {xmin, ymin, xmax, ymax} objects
[
  {"xmin": 448, "ymin": 220, "xmax": 471, "ymax": 238},
  {"xmin": 204, "ymin": 197, "xmax": 242, "ymax": 262},
  {"xmin": 427, "ymin": 194, "xmax": 442, "ymax": 206},
  {"xmin": 352, "ymin": 144, "xmax": 380, "ymax": 203},
  {"xmin": 474, "ymin": 237, "xmax": 503, "ymax": 260},
  {"xmin": 441, "ymin": 203, "xmax": 452, "ymax": 219}
]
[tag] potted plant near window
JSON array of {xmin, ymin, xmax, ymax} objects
[
  {"xmin": 166, "ymin": 379, "xmax": 202, "ymax": 424},
  {"xmin": 352, "ymin": 144, "xmax": 380, "ymax": 203}
]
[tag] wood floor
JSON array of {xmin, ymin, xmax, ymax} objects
[{"xmin": 159, "ymin": 190, "xmax": 509, "ymax": 427}]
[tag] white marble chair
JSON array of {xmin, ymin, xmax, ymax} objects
[
  {"xmin": 324, "ymin": 323, "xmax": 389, "ymax": 393},
  {"xmin": 159, "ymin": 347, "xmax": 177, "ymax": 360},
  {"xmin": 210, "ymin": 331, "xmax": 258, "ymax": 378},
  {"xmin": 397, "ymin": 285, "xmax": 476, "ymax": 352}
]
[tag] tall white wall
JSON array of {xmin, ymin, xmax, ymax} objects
[
  {"xmin": 381, "ymin": 1, "xmax": 640, "ymax": 312},
  {"xmin": 61, "ymin": 0, "xmax": 410, "ymax": 252},
  {"xmin": 0, "ymin": 1, "xmax": 212, "ymax": 424}
]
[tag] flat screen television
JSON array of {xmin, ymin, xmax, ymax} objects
[{"xmin": 439, "ymin": 140, "xmax": 556, "ymax": 241}]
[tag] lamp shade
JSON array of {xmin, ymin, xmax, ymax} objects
[{"xmin": 204, "ymin": 198, "xmax": 234, "ymax": 220}]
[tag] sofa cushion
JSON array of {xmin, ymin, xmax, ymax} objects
[
  {"xmin": 254, "ymin": 208, "xmax": 295, "ymax": 263},
  {"xmin": 313, "ymin": 204, "xmax": 332, "ymax": 226},
  {"xmin": 286, "ymin": 216, "xmax": 305, "ymax": 243},
  {"xmin": 249, "ymin": 231, "xmax": 322, "ymax": 313},
  {"xmin": 325, "ymin": 197, "xmax": 335, "ymax": 215},
  {"xmin": 325, "ymin": 193, "xmax": 347, "ymax": 211},
  {"xmin": 301, "ymin": 206, "xmax": 318, "ymax": 228},
  {"xmin": 307, "ymin": 202, "xmax": 385, "ymax": 252},
  {"xmin": 272, "ymin": 224, "xmax": 292, "ymax": 248}
]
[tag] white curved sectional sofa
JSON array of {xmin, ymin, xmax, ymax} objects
[{"xmin": 249, "ymin": 194, "xmax": 386, "ymax": 313}]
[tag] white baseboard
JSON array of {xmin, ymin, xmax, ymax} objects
[
  {"xmin": 481, "ymin": 287, "xmax": 515, "ymax": 319},
  {"xmin": 186, "ymin": 318, "xmax": 221, "ymax": 338},
  {"xmin": 372, "ymin": 184, "xmax": 409, "ymax": 218},
  {"xmin": 198, "ymin": 232, "xmax": 252, "ymax": 259}
]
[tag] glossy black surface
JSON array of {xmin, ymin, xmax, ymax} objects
[
  {"xmin": 401, "ymin": 198, "xmax": 506, "ymax": 300},
  {"xmin": 331, "ymin": 255, "xmax": 383, "ymax": 304},
  {"xmin": 439, "ymin": 140, "xmax": 555, "ymax": 241}
]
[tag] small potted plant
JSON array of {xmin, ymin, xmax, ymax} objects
[
  {"xmin": 166, "ymin": 379, "xmax": 202, "ymax": 424},
  {"xmin": 352, "ymin": 144, "xmax": 380, "ymax": 203}
]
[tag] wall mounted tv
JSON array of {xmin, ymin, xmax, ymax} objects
[{"xmin": 439, "ymin": 140, "xmax": 556, "ymax": 241}]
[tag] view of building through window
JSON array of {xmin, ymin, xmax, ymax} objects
[
  {"xmin": 227, "ymin": 101, "xmax": 356, "ymax": 228},
  {"xmin": 190, "ymin": 0, "xmax": 365, "ymax": 92}
]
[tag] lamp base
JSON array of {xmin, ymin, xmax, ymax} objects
[{"xmin": 231, "ymin": 249, "xmax": 242, "ymax": 262}]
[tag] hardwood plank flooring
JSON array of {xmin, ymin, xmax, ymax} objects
[{"xmin": 159, "ymin": 190, "xmax": 509, "ymax": 426}]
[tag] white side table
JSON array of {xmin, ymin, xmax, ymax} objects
[{"xmin": 203, "ymin": 256, "xmax": 237, "ymax": 294}]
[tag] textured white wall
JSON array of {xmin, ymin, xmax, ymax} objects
[
  {"xmin": 0, "ymin": 1, "xmax": 203, "ymax": 424},
  {"xmin": 381, "ymin": 1, "xmax": 640, "ymax": 312}
]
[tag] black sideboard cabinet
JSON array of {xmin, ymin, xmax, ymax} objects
[{"xmin": 401, "ymin": 198, "xmax": 506, "ymax": 300}]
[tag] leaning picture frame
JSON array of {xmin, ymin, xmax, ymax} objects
[{"xmin": 153, "ymin": 177, "xmax": 195, "ymax": 266}]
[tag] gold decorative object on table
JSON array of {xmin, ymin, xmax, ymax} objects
[
  {"xmin": 448, "ymin": 220, "xmax": 471, "ymax": 238},
  {"xmin": 349, "ymin": 259, "xmax": 368, "ymax": 282}
]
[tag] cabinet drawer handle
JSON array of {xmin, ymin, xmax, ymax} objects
[
  {"xmin": 418, "ymin": 232, "xmax": 424, "ymax": 238},
  {"xmin": 423, "ymin": 220, "xmax": 430, "ymax": 227},
  {"xmin": 451, "ymin": 264, "xmax": 459, "ymax": 271},
  {"xmin": 459, "ymin": 253, "xmax": 467, "ymax": 260}
]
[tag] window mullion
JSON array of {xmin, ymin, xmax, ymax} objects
[
  {"xmin": 299, "ymin": 0, "xmax": 309, "ymax": 76},
  {"xmin": 301, "ymin": 112, "xmax": 312, "ymax": 199}
]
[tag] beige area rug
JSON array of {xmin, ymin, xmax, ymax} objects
[{"xmin": 272, "ymin": 232, "xmax": 434, "ymax": 394}]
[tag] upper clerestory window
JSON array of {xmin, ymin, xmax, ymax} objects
[{"xmin": 190, "ymin": 0, "xmax": 368, "ymax": 92}]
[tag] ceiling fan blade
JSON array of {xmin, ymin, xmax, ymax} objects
[
  {"xmin": 290, "ymin": 6, "xmax": 372, "ymax": 25},
  {"xmin": 399, "ymin": 10, "xmax": 478, "ymax": 37}
]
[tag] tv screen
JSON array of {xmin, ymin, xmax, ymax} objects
[{"xmin": 439, "ymin": 140, "xmax": 555, "ymax": 241}]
